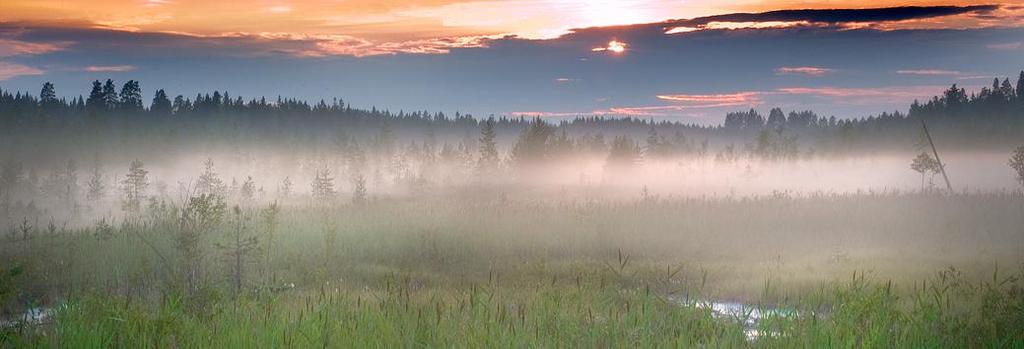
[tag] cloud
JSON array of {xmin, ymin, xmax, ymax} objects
[
  {"xmin": 987, "ymin": 42, "xmax": 1022, "ymax": 50},
  {"xmin": 772, "ymin": 85, "xmax": 954, "ymax": 105},
  {"xmin": 775, "ymin": 67, "xmax": 835, "ymax": 76},
  {"xmin": 683, "ymin": 5, "xmax": 997, "ymax": 27},
  {"xmin": 579, "ymin": 85, "xmax": 958, "ymax": 118},
  {"xmin": 896, "ymin": 69, "xmax": 961, "ymax": 76},
  {"xmin": 663, "ymin": 5, "xmax": 1002, "ymax": 34},
  {"xmin": 0, "ymin": 61, "xmax": 44, "ymax": 81},
  {"xmin": 511, "ymin": 106, "xmax": 713, "ymax": 118},
  {"xmin": 591, "ymin": 40, "xmax": 626, "ymax": 53},
  {"xmin": 0, "ymin": 39, "xmax": 69, "ymax": 57},
  {"xmin": 305, "ymin": 33, "xmax": 495, "ymax": 57},
  {"xmin": 83, "ymin": 65, "xmax": 137, "ymax": 72},
  {"xmin": 656, "ymin": 92, "xmax": 762, "ymax": 108}
]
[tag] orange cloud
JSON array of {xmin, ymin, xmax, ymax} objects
[{"xmin": 3, "ymin": 2, "xmax": 1020, "ymax": 58}]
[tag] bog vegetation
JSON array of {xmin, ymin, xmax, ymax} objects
[{"xmin": 1, "ymin": 74, "xmax": 1023, "ymax": 347}]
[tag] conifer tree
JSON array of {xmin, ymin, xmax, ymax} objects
[
  {"xmin": 121, "ymin": 159, "xmax": 148, "ymax": 214},
  {"xmin": 101, "ymin": 79, "xmax": 119, "ymax": 111},
  {"xmin": 477, "ymin": 117, "xmax": 499, "ymax": 174}
]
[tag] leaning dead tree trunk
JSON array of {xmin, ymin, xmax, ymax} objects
[{"xmin": 920, "ymin": 119, "xmax": 953, "ymax": 193}]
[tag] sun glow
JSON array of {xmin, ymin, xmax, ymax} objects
[{"xmin": 593, "ymin": 40, "xmax": 627, "ymax": 53}]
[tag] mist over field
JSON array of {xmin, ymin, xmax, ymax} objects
[
  {"xmin": 3, "ymin": 2, "xmax": 1024, "ymax": 347},
  {"xmin": 0, "ymin": 74, "xmax": 1021, "ymax": 347}
]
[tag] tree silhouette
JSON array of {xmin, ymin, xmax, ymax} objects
[
  {"xmin": 351, "ymin": 174, "xmax": 367, "ymax": 205},
  {"xmin": 511, "ymin": 117, "xmax": 554, "ymax": 169},
  {"xmin": 605, "ymin": 135, "xmax": 641, "ymax": 174},
  {"xmin": 85, "ymin": 80, "xmax": 104, "ymax": 115},
  {"xmin": 1010, "ymin": 146, "xmax": 1024, "ymax": 189},
  {"xmin": 311, "ymin": 164, "xmax": 335, "ymax": 202},
  {"xmin": 239, "ymin": 176, "xmax": 256, "ymax": 201},
  {"xmin": 1017, "ymin": 72, "xmax": 1024, "ymax": 103},
  {"xmin": 766, "ymin": 107, "xmax": 786, "ymax": 129},
  {"xmin": 119, "ymin": 80, "xmax": 143, "ymax": 112},
  {"xmin": 101, "ymin": 79, "xmax": 119, "ymax": 111},
  {"xmin": 477, "ymin": 117, "xmax": 499, "ymax": 174},
  {"xmin": 196, "ymin": 159, "xmax": 226, "ymax": 196},
  {"xmin": 86, "ymin": 165, "xmax": 105, "ymax": 202},
  {"xmin": 216, "ymin": 206, "xmax": 259, "ymax": 297},
  {"xmin": 911, "ymin": 152, "xmax": 941, "ymax": 191},
  {"xmin": 121, "ymin": 159, "xmax": 149, "ymax": 214},
  {"xmin": 151, "ymin": 89, "xmax": 172, "ymax": 116},
  {"xmin": 38, "ymin": 82, "xmax": 58, "ymax": 112}
]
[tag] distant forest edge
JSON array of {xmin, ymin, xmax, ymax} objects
[{"xmin": 1, "ymin": 72, "xmax": 1023, "ymax": 162}]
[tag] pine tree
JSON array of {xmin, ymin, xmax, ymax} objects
[
  {"xmin": 39, "ymin": 82, "xmax": 57, "ymax": 114},
  {"xmin": 216, "ymin": 206, "xmax": 259, "ymax": 297},
  {"xmin": 605, "ymin": 135, "xmax": 641, "ymax": 173},
  {"xmin": 101, "ymin": 79, "xmax": 119, "ymax": 111},
  {"xmin": 240, "ymin": 176, "xmax": 256, "ymax": 201},
  {"xmin": 311, "ymin": 165, "xmax": 335, "ymax": 202},
  {"xmin": 151, "ymin": 89, "xmax": 172, "ymax": 116},
  {"xmin": 511, "ymin": 117, "xmax": 554, "ymax": 169},
  {"xmin": 178, "ymin": 192, "xmax": 226, "ymax": 293},
  {"xmin": 351, "ymin": 174, "xmax": 367, "ymax": 205},
  {"xmin": 59, "ymin": 159, "xmax": 79, "ymax": 209},
  {"xmin": 279, "ymin": 176, "xmax": 292, "ymax": 199},
  {"xmin": 196, "ymin": 159, "xmax": 225, "ymax": 196},
  {"xmin": 477, "ymin": 117, "xmax": 499, "ymax": 174},
  {"xmin": 1016, "ymin": 71, "xmax": 1024, "ymax": 104},
  {"xmin": 86, "ymin": 80, "xmax": 104, "ymax": 115},
  {"xmin": 119, "ymin": 80, "xmax": 143, "ymax": 112},
  {"xmin": 121, "ymin": 159, "xmax": 148, "ymax": 214},
  {"xmin": 86, "ymin": 165, "xmax": 105, "ymax": 201}
]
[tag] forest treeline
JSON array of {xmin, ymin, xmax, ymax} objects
[
  {"xmin": 0, "ymin": 74, "xmax": 1023, "ymax": 228},
  {"xmin": 2, "ymin": 72, "xmax": 1024, "ymax": 162}
]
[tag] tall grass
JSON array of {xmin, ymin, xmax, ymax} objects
[{"xmin": 2, "ymin": 190, "xmax": 1023, "ymax": 347}]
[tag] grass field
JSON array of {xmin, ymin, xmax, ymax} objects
[{"xmin": 2, "ymin": 188, "xmax": 1023, "ymax": 347}]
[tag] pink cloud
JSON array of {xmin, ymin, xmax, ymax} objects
[
  {"xmin": 896, "ymin": 69, "xmax": 961, "ymax": 76},
  {"xmin": 0, "ymin": 39, "xmax": 69, "ymax": 58},
  {"xmin": 987, "ymin": 42, "xmax": 1022, "ymax": 50},
  {"xmin": 84, "ymin": 65, "xmax": 137, "ymax": 72},
  {"xmin": 0, "ymin": 61, "xmax": 44, "ymax": 81},
  {"xmin": 664, "ymin": 21, "xmax": 826, "ymax": 34},
  {"xmin": 772, "ymin": 85, "xmax": 959, "ymax": 106},
  {"xmin": 775, "ymin": 86, "xmax": 943, "ymax": 98},
  {"xmin": 252, "ymin": 32, "xmax": 495, "ymax": 57},
  {"xmin": 705, "ymin": 20, "xmax": 819, "ymax": 30},
  {"xmin": 655, "ymin": 92, "xmax": 762, "ymax": 108},
  {"xmin": 518, "ymin": 84, "xmax": 971, "ymax": 120},
  {"xmin": 775, "ymin": 66, "xmax": 835, "ymax": 76}
]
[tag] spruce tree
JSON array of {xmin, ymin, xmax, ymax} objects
[
  {"xmin": 477, "ymin": 117, "xmax": 499, "ymax": 174},
  {"xmin": 101, "ymin": 79, "xmax": 119, "ymax": 111}
]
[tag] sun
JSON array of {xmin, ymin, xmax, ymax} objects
[
  {"xmin": 593, "ymin": 40, "xmax": 628, "ymax": 54},
  {"xmin": 607, "ymin": 40, "xmax": 626, "ymax": 53}
]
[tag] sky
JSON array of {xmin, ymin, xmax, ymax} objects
[{"xmin": 1, "ymin": 1, "xmax": 1024, "ymax": 123}]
